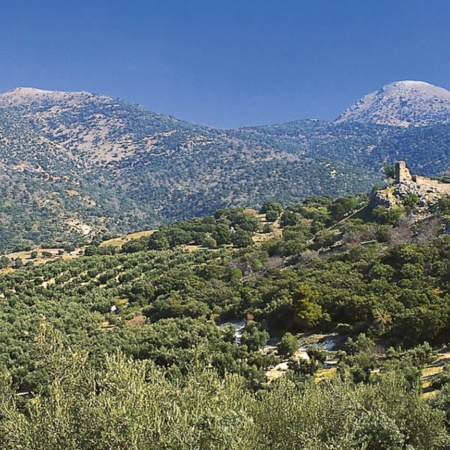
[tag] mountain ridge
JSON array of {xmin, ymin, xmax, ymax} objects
[
  {"xmin": 4, "ymin": 79, "xmax": 450, "ymax": 129},
  {"xmin": 1, "ymin": 80, "xmax": 450, "ymax": 252}
]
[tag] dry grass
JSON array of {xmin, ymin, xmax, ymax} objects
[
  {"xmin": 100, "ymin": 230, "xmax": 156, "ymax": 248},
  {"xmin": 100, "ymin": 321, "xmax": 115, "ymax": 331},
  {"xmin": 3, "ymin": 229, "xmax": 158, "ymax": 272},
  {"xmin": 5, "ymin": 251, "xmax": 30, "ymax": 260},
  {"xmin": 253, "ymin": 218, "xmax": 282, "ymax": 244},
  {"xmin": 422, "ymin": 366, "xmax": 444, "ymax": 379},
  {"xmin": 422, "ymin": 390, "xmax": 439, "ymax": 400},
  {"xmin": 183, "ymin": 244, "xmax": 202, "ymax": 252},
  {"xmin": 124, "ymin": 230, "xmax": 156, "ymax": 240},
  {"xmin": 316, "ymin": 367, "xmax": 337, "ymax": 382},
  {"xmin": 125, "ymin": 315, "xmax": 147, "ymax": 327},
  {"xmin": 420, "ymin": 353, "xmax": 450, "ymax": 398},
  {"xmin": 4, "ymin": 248, "xmax": 83, "ymax": 266},
  {"xmin": 99, "ymin": 238, "xmax": 127, "ymax": 247},
  {"xmin": 266, "ymin": 362, "xmax": 289, "ymax": 382}
]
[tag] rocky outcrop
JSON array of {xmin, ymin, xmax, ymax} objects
[{"xmin": 371, "ymin": 161, "xmax": 450, "ymax": 210}]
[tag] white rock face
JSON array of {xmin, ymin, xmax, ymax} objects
[{"xmin": 336, "ymin": 80, "xmax": 450, "ymax": 127}]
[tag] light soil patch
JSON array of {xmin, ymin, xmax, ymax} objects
[
  {"xmin": 5, "ymin": 248, "xmax": 82, "ymax": 266},
  {"xmin": 125, "ymin": 315, "xmax": 147, "ymax": 327},
  {"xmin": 100, "ymin": 230, "xmax": 156, "ymax": 248},
  {"xmin": 253, "ymin": 218, "xmax": 282, "ymax": 244},
  {"xmin": 420, "ymin": 352, "xmax": 450, "ymax": 398},
  {"xmin": 297, "ymin": 332, "xmax": 343, "ymax": 350}
]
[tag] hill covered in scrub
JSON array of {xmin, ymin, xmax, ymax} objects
[
  {"xmin": 2, "ymin": 185, "xmax": 450, "ymax": 447},
  {"xmin": 3, "ymin": 81, "xmax": 450, "ymax": 253}
]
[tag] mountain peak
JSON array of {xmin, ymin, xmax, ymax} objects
[
  {"xmin": 377, "ymin": 80, "xmax": 450, "ymax": 98},
  {"xmin": 336, "ymin": 80, "xmax": 450, "ymax": 127},
  {"xmin": 0, "ymin": 87, "xmax": 100, "ymax": 107}
]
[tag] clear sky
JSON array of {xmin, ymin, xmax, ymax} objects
[{"xmin": 1, "ymin": 0, "xmax": 450, "ymax": 128}]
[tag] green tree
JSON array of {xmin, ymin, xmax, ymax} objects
[
  {"xmin": 403, "ymin": 193, "xmax": 419, "ymax": 207},
  {"xmin": 292, "ymin": 284, "xmax": 322, "ymax": 329},
  {"xmin": 0, "ymin": 256, "xmax": 10, "ymax": 268},
  {"xmin": 280, "ymin": 211, "xmax": 299, "ymax": 227},
  {"xmin": 265, "ymin": 210, "xmax": 278, "ymax": 222},
  {"xmin": 277, "ymin": 332, "xmax": 299, "ymax": 357},
  {"xmin": 231, "ymin": 230, "xmax": 253, "ymax": 248},
  {"xmin": 259, "ymin": 201, "xmax": 283, "ymax": 215},
  {"xmin": 240, "ymin": 321, "xmax": 269, "ymax": 351},
  {"xmin": 384, "ymin": 165, "xmax": 396, "ymax": 179}
]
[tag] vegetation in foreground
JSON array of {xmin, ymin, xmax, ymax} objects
[{"xmin": 2, "ymin": 192, "xmax": 450, "ymax": 447}]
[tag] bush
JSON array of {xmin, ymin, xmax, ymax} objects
[
  {"xmin": 403, "ymin": 193, "xmax": 419, "ymax": 207},
  {"xmin": 307, "ymin": 344, "xmax": 326, "ymax": 363},
  {"xmin": 280, "ymin": 211, "xmax": 299, "ymax": 227},
  {"xmin": 277, "ymin": 332, "xmax": 299, "ymax": 357},
  {"xmin": 265, "ymin": 210, "xmax": 278, "ymax": 222},
  {"xmin": 259, "ymin": 201, "xmax": 283, "ymax": 215},
  {"xmin": 241, "ymin": 321, "xmax": 269, "ymax": 351},
  {"xmin": 231, "ymin": 231, "xmax": 253, "ymax": 248},
  {"xmin": 202, "ymin": 236, "xmax": 217, "ymax": 249}
]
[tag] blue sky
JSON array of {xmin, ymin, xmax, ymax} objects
[{"xmin": 1, "ymin": 0, "xmax": 450, "ymax": 128}]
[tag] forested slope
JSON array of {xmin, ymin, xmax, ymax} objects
[
  {"xmin": 3, "ymin": 86, "xmax": 450, "ymax": 254},
  {"xmin": 2, "ymin": 193, "xmax": 450, "ymax": 447}
]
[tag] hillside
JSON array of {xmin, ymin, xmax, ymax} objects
[
  {"xmin": 2, "ymin": 82, "xmax": 450, "ymax": 253},
  {"xmin": 336, "ymin": 80, "xmax": 450, "ymax": 126},
  {"xmin": 1, "ymin": 187, "xmax": 450, "ymax": 447}
]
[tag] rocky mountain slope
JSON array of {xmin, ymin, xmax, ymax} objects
[
  {"xmin": 336, "ymin": 80, "xmax": 450, "ymax": 127},
  {"xmin": 2, "ymin": 81, "xmax": 450, "ymax": 252}
]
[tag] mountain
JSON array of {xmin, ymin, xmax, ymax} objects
[
  {"xmin": 336, "ymin": 80, "xmax": 450, "ymax": 127},
  {"xmin": 2, "ymin": 82, "xmax": 450, "ymax": 253},
  {"xmin": 0, "ymin": 88, "xmax": 377, "ymax": 252}
]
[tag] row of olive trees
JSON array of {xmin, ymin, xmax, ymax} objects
[{"xmin": 0, "ymin": 323, "xmax": 449, "ymax": 449}]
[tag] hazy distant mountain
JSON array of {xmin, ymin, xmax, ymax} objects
[
  {"xmin": 2, "ymin": 82, "xmax": 450, "ymax": 252},
  {"xmin": 336, "ymin": 80, "xmax": 450, "ymax": 127}
]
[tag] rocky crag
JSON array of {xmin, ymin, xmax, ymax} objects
[{"xmin": 371, "ymin": 161, "xmax": 450, "ymax": 209}]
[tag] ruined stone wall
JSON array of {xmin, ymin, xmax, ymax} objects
[
  {"xmin": 372, "ymin": 161, "xmax": 450, "ymax": 211},
  {"xmin": 412, "ymin": 175, "xmax": 450, "ymax": 193},
  {"xmin": 394, "ymin": 161, "xmax": 450, "ymax": 194}
]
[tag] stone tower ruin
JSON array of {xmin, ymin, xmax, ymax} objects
[{"xmin": 395, "ymin": 161, "xmax": 412, "ymax": 183}]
